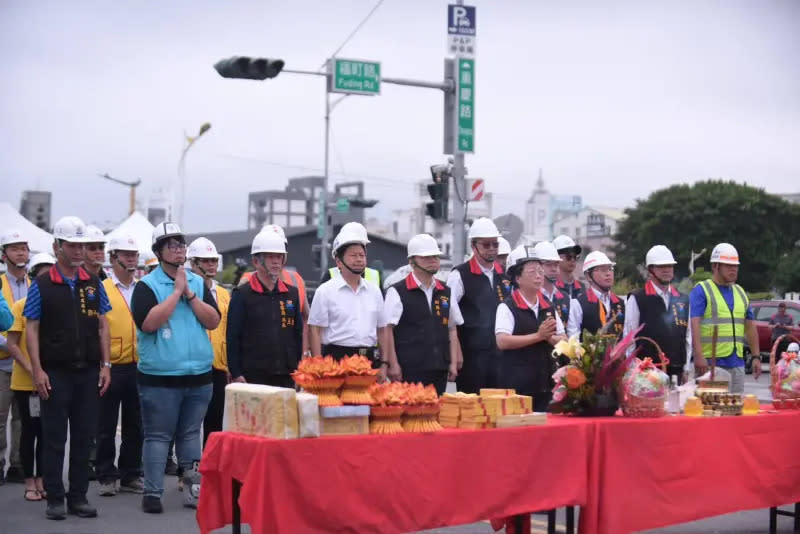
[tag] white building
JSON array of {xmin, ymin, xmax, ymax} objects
[
  {"xmin": 524, "ymin": 171, "xmax": 582, "ymax": 241},
  {"xmin": 551, "ymin": 206, "xmax": 626, "ymax": 257}
]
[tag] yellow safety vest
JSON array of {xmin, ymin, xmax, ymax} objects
[
  {"xmin": 102, "ymin": 278, "xmax": 138, "ymax": 365},
  {"xmin": 699, "ymin": 280, "xmax": 748, "ymax": 359},
  {"xmin": 328, "ymin": 267, "xmax": 380, "ymax": 288},
  {"xmin": 208, "ymin": 284, "xmax": 230, "ymax": 372},
  {"xmin": 8, "ymin": 298, "xmax": 34, "ymax": 391},
  {"xmin": 1, "ymin": 273, "xmax": 30, "ymax": 360}
]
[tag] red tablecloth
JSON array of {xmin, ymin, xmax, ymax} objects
[
  {"xmin": 197, "ymin": 418, "xmax": 592, "ymax": 534},
  {"xmin": 579, "ymin": 410, "xmax": 800, "ymax": 534}
]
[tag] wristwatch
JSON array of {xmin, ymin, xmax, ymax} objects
[
  {"xmin": 302, "ymin": 350, "xmax": 312, "ymax": 357},
  {"xmin": 102, "ymin": 362, "xmax": 112, "ymax": 369}
]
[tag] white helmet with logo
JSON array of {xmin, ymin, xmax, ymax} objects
[
  {"xmin": 0, "ymin": 229, "xmax": 27, "ymax": 248},
  {"xmin": 506, "ymin": 245, "xmax": 540, "ymax": 275},
  {"xmin": 251, "ymin": 231, "xmax": 286, "ymax": 255},
  {"xmin": 645, "ymin": 245, "xmax": 677, "ymax": 267},
  {"xmin": 53, "ymin": 216, "xmax": 90, "ymax": 243},
  {"xmin": 710, "ymin": 243, "xmax": 739, "ymax": 265},
  {"xmin": 552, "ymin": 235, "xmax": 582, "ymax": 255},
  {"xmin": 28, "ymin": 252, "xmax": 56, "ymax": 274},
  {"xmin": 332, "ymin": 222, "xmax": 370, "ymax": 258},
  {"xmin": 533, "ymin": 241, "xmax": 561, "ymax": 262},
  {"xmin": 582, "ymin": 251, "xmax": 615, "ymax": 273},
  {"xmin": 151, "ymin": 222, "xmax": 184, "ymax": 245},
  {"xmin": 407, "ymin": 234, "xmax": 442, "ymax": 258},
  {"xmin": 187, "ymin": 237, "xmax": 219, "ymax": 259},
  {"xmin": 498, "ymin": 237, "xmax": 512, "ymax": 256},
  {"xmin": 467, "ymin": 217, "xmax": 501, "ymax": 241},
  {"xmin": 139, "ymin": 249, "xmax": 158, "ymax": 268},
  {"xmin": 261, "ymin": 223, "xmax": 288, "ymax": 244},
  {"xmin": 108, "ymin": 233, "xmax": 139, "ymax": 253},
  {"xmin": 84, "ymin": 225, "xmax": 106, "ymax": 244}
]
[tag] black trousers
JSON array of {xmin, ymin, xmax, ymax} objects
[
  {"xmin": 400, "ymin": 369, "xmax": 448, "ymax": 396},
  {"xmin": 456, "ymin": 348, "xmax": 496, "ymax": 394},
  {"xmin": 96, "ymin": 363, "xmax": 142, "ymax": 484},
  {"xmin": 322, "ymin": 344, "xmax": 380, "ymax": 368},
  {"xmin": 242, "ymin": 371, "xmax": 295, "ymax": 389},
  {"xmin": 40, "ymin": 366, "xmax": 98, "ymax": 505},
  {"xmin": 203, "ymin": 369, "xmax": 228, "ymax": 445},
  {"xmin": 14, "ymin": 391, "xmax": 43, "ymax": 478}
]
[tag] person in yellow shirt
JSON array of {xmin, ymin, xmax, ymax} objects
[
  {"xmin": 96, "ymin": 233, "xmax": 143, "ymax": 496},
  {"xmin": 5, "ymin": 253, "xmax": 55, "ymax": 501},
  {"xmin": 186, "ymin": 238, "xmax": 230, "ymax": 445}
]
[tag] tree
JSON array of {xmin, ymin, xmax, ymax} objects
[
  {"xmin": 773, "ymin": 249, "xmax": 800, "ymax": 294},
  {"xmin": 613, "ymin": 180, "xmax": 800, "ymax": 292}
]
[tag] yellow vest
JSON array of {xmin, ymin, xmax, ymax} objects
[
  {"xmin": 1, "ymin": 273, "xmax": 30, "ymax": 360},
  {"xmin": 209, "ymin": 284, "xmax": 230, "ymax": 372},
  {"xmin": 328, "ymin": 267, "xmax": 380, "ymax": 288},
  {"xmin": 699, "ymin": 280, "xmax": 748, "ymax": 359},
  {"xmin": 8, "ymin": 298, "xmax": 34, "ymax": 391},
  {"xmin": 102, "ymin": 277, "xmax": 138, "ymax": 365}
]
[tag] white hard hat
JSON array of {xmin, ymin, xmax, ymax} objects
[
  {"xmin": 506, "ymin": 245, "xmax": 540, "ymax": 274},
  {"xmin": 467, "ymin": 218, "xmax": 501, "ymax": 240},
  {"xmin": 84, "ymin": 225, "xmax": 106, "ymax": 244},
  {"xmin": 1, "ymin": 229, "xmax": 27, "ymax": 248},
  {"xmin": 251, "ymin": 230, "xmax": 286, "ymax": 255},
  {"xmin": 151, "ymin": 221, "xmax": 184, "ymax": 246},
  {"xmin": 53, "ymin": 216, "xmax": 90, "ymax": 243},
  {"xmin": 332, "ymin": 222, "xmax": 370, "ymax": 257},
  {"xmin": 407, "ymin": 234, "xmax": 442, "ymax": 258},
  {"xmin": 710, "ymin": 243, "xmax": 740, "ymax": 265},
  {"xmin": 261, "ymin": 224, "xmax": 287, "ymax": 244},
  {"xmin": 107, "ymin": 233, "xmax": 139, "ymax": 253},
  {"xmin": 28, "ymin": 252, "xmax": 56, "ymax": 274},
  {"xmin": 497, "ymin": 237, "xmax": 512, "ymax": 256},
  {"xmin": 139, "ymin": 249, "xmax": 159, "ymax": 268},
  {"xmin": 533, "ymin": 241, "xmax": 561, "ymax": 262},
  {"xmin": 187, "ymin": 237, "xmax": 219, "ymax": 259},
  {"xmin": 788, "ymin": 342, "xmax": 800, "ymax": 353},
  {"xmin": 552, "ymin": 235, "xmax": 582, "ymax": 255},
  {"xmin": 582, "ymin": 251, "xmax": 615, "ymax": 273},
  {"xmin": 645, "ymin": 245, "xmax": 677, "ymax": 267}
]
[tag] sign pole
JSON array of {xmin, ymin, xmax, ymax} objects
[{"xmin": 321, "ymin": 88, "xmax": 331, "ymax": 274}]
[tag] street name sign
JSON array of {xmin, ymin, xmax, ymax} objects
[{"xmin": 328, "ymin": 58, "xmax": 381, "ymax": 95}]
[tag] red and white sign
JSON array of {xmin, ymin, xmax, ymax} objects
[{"xmin": 467, "ymin": 178, "xmax": 484, "ymax": 201}]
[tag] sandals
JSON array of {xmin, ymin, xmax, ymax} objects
[{"xmin": 24, "ymin": 489, "xmax": 43, "ymax": 502}]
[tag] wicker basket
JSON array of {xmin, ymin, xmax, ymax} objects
[
  {"xmin": 621, "ymin": 337, "xmax": 669, "ymax": 417},
  {"xmin": 770, "ymin": 334, "xmax": 800, "ymax": 402}
]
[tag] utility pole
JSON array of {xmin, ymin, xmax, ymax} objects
[
  {"xmin": 177, "ymin": 122, "xmax": 212, "ymax": 228},
  {"xmin": 98, "ymin": 173, "xmax": 141, "ymax": 216}
]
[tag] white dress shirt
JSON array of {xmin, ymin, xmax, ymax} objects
[
  {"xmin": 4, "ymin": 271, "xmax": 28, "ymax": 302},
  {"xmin": 308, "ymin": 275, "xmax": 386, "ymax": 346},
  {"xmin": 110, "ymin": 271, "xmax": 137, "ymax": 307},
  {"xmin": 382, "ymin": 273, "xmax": 463, "ymax": 327},
  {"xmin": 566, "ymin": 286, "xmax": 612, "ymax": 338},
  {"xmin": 446, "ymin": 261, "xmax": 495, "ymax": 304},
  {"xmin": 623, "ymin": 283, "xmax": 692, "ymax": 371},
  {"xmin": 495, "ymin": 292, "xmax": 565, "ymax": 336}
]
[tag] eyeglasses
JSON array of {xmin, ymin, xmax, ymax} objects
[
  {"xmin": 594, "ymin": 266, "xmax": 614, "ymax": 273},
  {"xmin": 166, "ymin": 240, "xmax": 187, "ymax": 251},
  {"xmin": 86, "ymin": 244, "xmax": 105, "ymax": 252},
  {"xmin": 477, "ymin": 241, "xmax": 499, "ymax": 250}
]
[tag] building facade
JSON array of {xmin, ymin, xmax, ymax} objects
[{"xmin": 19, "ymin": 190, "xmax": 51, "ymax": 231}]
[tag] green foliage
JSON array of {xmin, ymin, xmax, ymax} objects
[
  {"xmin": 690, "ymin": 267, "xmax": 712, "ymax": 284},
  {"xmin": 772, "ymin": 249, "xmax": 800, "ymax": 293},
  {"xmin": 219, "ymin": 264, "xmax": 238, "ymax": 285},
  {"xmin": 612, "ymin": 277, "xmax": 636, "ymax": 297},
  {"xmin": 747, "ymin": 291, "xmax": 774, "ymax": 301},
  {"xmin": 613, "ymin": 180, "xmax": 800, "ymax": 292}
]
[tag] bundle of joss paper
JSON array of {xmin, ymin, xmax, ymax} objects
[
  {"xmin": 291, "ymin": 355, "xmax": 378, "ymax": 406},
  {"xmin": 223, "ymin": 383, "xmax": 320, "ymax": 439},
  {"xmin": 439, "ymin": 389, "xmax": 535, "ymax": 429},
  {"xmin": 368, "ymin": 382, "xmax": 441, "ymax": 434}
]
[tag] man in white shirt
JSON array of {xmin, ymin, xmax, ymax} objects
[
  {"xmin": 623, "ymin": 245, "xmax": 692, "ymax": 383},
  {"xmin": 495, "ymin": 246, "xmax": 565, "ymax": 411},
  {"xmin": 566, "ymin": 251, "xmax": 625, "ymax": 340},
  {"xmin": 308, "ymin": 222, "xmax": 387, "ymax": 378},
  {"xmin": 534, "ymin": 241, "xmax": 572, "ymax": 327},
  {"xmin": 382, "ymin": 235, "xmax": 462, "ymax": 394}
]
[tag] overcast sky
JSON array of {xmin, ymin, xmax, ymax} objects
[{"xmin": 1, "ymin": 0, "xmax": 798, "ymax": 232}]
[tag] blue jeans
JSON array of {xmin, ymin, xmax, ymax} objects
[{"xmin": 138, "ymin": 383, "xmax": 212, "ymax": 497}]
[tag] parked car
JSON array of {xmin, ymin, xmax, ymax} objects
[{"xmin": 744, "ymin": 300, "xmax": 800, "ymax": 373}]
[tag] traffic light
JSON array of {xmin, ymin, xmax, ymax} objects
[
  {"xmin": 213, "ymin": 56, "xmax": 285, "ymax": 80},
  {"xmin": 425, "ymin": 182, "xmax": 448, "ymax": 220}
]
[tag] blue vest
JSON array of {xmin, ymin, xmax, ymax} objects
[{"xmin": 135, "ymin": 266, "xmax": 213, "ymax": 376}]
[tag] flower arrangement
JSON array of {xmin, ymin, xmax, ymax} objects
[
  {"xmin": 774, "ymin": 351, "xmax": 800, "ymax": 399},
  {"xmin": 549, "ymin": 328, "xmax": 642, "ymax": 416}
]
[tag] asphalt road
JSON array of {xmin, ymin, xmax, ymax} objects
[{"xmin": 1, "ymin": 375, "xmax": 796, "ymax": 533}]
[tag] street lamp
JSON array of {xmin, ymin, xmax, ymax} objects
[{"xmin": 177, "ymin": 122, "xmax": 212, "ymax": 228}]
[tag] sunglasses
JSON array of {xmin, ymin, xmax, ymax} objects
[
  {"xmin": 477, "ymin": 241, "xmax": 499, "ymax": 249},
  {"xmin": 86, "ymin": 244, "xmax": 105, "ymax": 252}
]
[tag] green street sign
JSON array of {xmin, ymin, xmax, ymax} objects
[
  {"xmin": 336, "ymin": 197, "xmax": 350, "ymax": 213},
  {"xmin": 329, "ymin": 58, "xmax": 381, "ymax": 95},
  {"xmin": 456, "ymin": 58, "xmax": 474, "ymax": 153}
]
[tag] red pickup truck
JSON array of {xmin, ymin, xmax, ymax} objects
[{"xmin": 746, "ymin": 300, "xmax": 800, "ymax": 371}]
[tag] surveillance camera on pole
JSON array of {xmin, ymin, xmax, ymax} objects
[{"xmin": 214, "ymin": 56, "xmax": 285, "ymax": 80}]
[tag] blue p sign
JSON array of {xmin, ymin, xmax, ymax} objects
[{"xmin": 448, "ymin": 4, "xmax": 476, "ymax": 36}]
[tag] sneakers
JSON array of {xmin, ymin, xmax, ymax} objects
[
  {"xmin": 164, "ymin": 458, "xmax": 178, "ymax": 476},
  {"xmin": 119, "ymin": 477, "xmax": 144, "ymax": 494},
  {"xmin": 5, "ymin": 466, "xmax": 26, "ymax": 484},
  {"xmin": 181, "ymin": 461, "xmax": 202, "ymax": 509},
  {"xmin": 98, "ymin": 481, "xmax": 117, "ymax": 496},
  {"xmin": 142, "ymin": 495, "xmax": 163, "ymax": 514},
  {"xmin": 68, "ymin": 501, "xmax": 98, "ymax": 518},
  {"xmin": 45, "ymin": 502, "xmax": 67, "ymax": 520}
]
